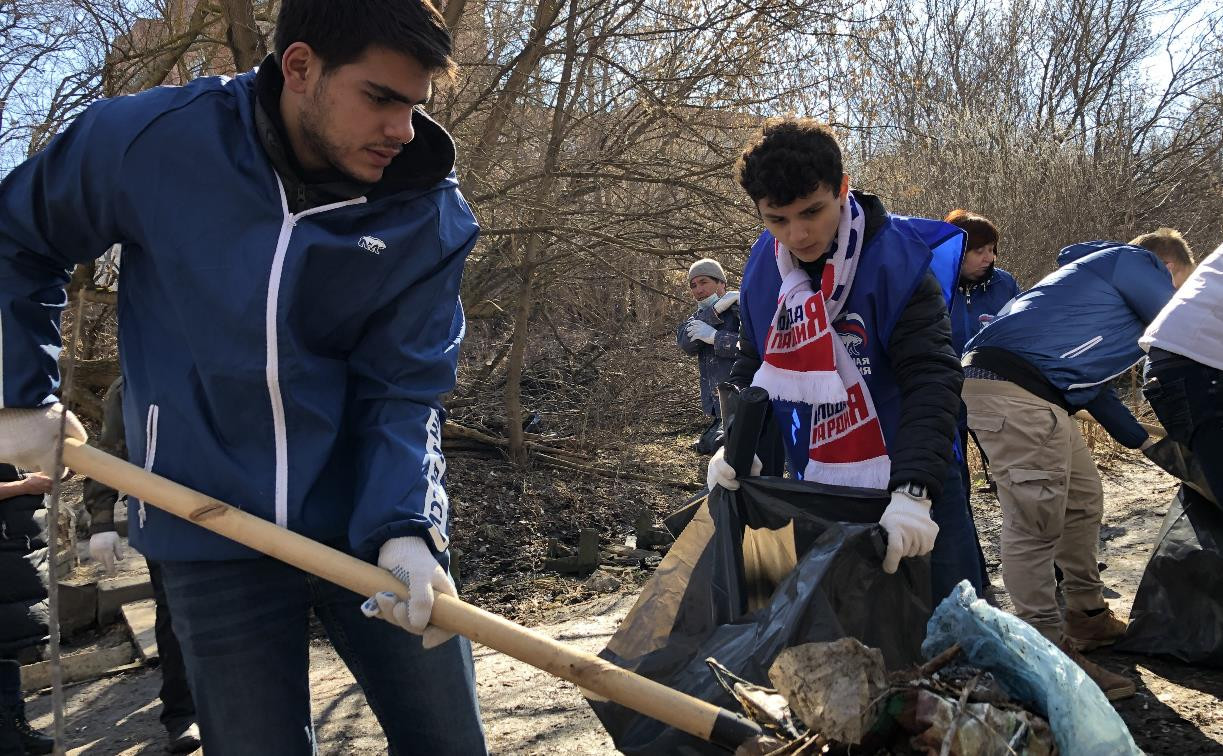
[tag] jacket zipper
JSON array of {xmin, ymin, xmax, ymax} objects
[
  {"xmin": 268, "ymin": 177, "xmax": 366, "ymax": 528},
  {"xmin": 138, "ymin": 404, "xmax": 159, "ymax": 527}
]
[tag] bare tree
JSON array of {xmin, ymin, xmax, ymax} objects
[
  {"xmin": 218, "ymin": 0, "xmax": 267, "ymax": 71},
  {"xmin": 6, "ymin": 0, "xmax": 1221, "ymax": 444}
]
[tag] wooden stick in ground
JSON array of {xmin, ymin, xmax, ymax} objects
[{"xmin": 60, "ymin": 438, "xmax": 761, "ymax": 749}]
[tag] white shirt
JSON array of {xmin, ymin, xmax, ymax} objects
[{"xmin": 1140, "ymin": 243, "xmax": 1223, "ymax": 370}]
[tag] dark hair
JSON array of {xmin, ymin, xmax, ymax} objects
[
  {"xmin": 736, "ymin": 118, "xmax": 843, "ymax": 207},
  {"xmin": 1129, "ymin": 227, "xmax": 1196, "ymax": 268},
  {"xmin": 274, "ymin": 0, "xmax": 456, "ymax": 78},
  {"xmin": 944, "ymin": 209, "xmax": 1000, "ymax": 252}
]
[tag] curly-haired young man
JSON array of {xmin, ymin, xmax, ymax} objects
[{"xmin": 710, "ymin": 118, "xmax": 983, "ymax": 602}]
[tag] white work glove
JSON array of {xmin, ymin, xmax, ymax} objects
[
  {"xmin": 714, "ymin": 290, "xmax": 740, "ymax": 313},
  {"xmin": 361, "ymin": 536, "xmax": 457, "ymax": 649},
  {"xmin": 879, "ymin": 489, "xmax": 939, "ymax": 574},
  {"xmin": 0, "ymin": 404, "xmax": 87, "ymax": 476},
  {"xmin": 686, "ymin": 320, "xmax": 717, "ymax": 344},
  {"xmin": 89, "ymin": 531, "xmax": 124, "ymax": 576},
  {"xmin": 706, "ymin": 446, "xmax": 762, "ymax": 492}
]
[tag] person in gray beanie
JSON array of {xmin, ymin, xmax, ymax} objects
[{"xmin": 677, "ymin": 258, "xmax": 741, "ymax": 454}]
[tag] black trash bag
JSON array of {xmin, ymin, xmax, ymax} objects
[
  {"xmin": 1116, "ymin": 485, "xmax": 1223, "ymax": 666},
  {"xmin": 588, "ymin": 476, "xmax": 932, "ymax": 754}
]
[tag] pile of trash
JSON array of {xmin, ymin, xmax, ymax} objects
[
  {"xmin": 725, "ymin": 583, "xmax": 1141, "ymax": 756},
  {"xmin": 726, "ymin": 638, "xmax": 1055, "ymax": 755}
]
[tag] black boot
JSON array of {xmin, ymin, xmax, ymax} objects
[
  {"xmin": 0, "ymin": 660, "xmax": 53, "ymax": 756},
  {"xmin": 0, "ymin": 661, "xmax": 27, "ymax": 756},
  {"xmin": 14, "ymin": 704, "xmax": 53, "ymax": 755}
]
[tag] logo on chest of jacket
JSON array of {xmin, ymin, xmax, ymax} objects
[
  {"xmin": 835, "ymin": 312, "xmax": 872, "ymax": 375},
  {"xmin": 358, "ymin": 236, "xmax": 387, "ymax": 255}
]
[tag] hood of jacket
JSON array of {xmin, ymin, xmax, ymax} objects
[
  {"xmin": 253, "ymin": 54, "xmax": 458, "ymax": 210},
  {"xmin": 1057, "ymin": 240, "xmax": 1132, "ymax": 267}
]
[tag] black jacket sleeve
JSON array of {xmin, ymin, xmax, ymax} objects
[
  {"xmin": 886, "ymin": 272, "xmax": 964, "ymax": 497},
  {"xmin": 728, "ymin": 326, "xmax": 761, "ymax": 390},
  {"xmin": 84, "ymin": 377, "xmax": 127, "ymax": 535}
]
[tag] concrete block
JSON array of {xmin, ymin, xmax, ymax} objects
[
  {"xmin": 120, "ymin": 599, "xmax": 159, "ymax": 663},
  {"xmin": 543, "ymin": 529, "xmax": 601, "ymax": 575},
  {"xmin": 56, "ymin": 582, "xmax": 98, "ymax": 636},
  {"xmin": 20, "ymin": 643, "xmax": 134, "ymax": 692},
  {"xmin": 577, "ymin": 528, "xmax": 600, "ymax": 572},
  {"xmin": 97, "ymin": 574, "xmax": 153, "ymax": 626}
]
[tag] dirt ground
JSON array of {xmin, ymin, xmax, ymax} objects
[
  {"xmin": 970, "ymin": 445, "xmax": 1223, "ymax": 755},
  {"xmin": 24, "ymin": 435, "xmax": 1223, "ymax": 754}
]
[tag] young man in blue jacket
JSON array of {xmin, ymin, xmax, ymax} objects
[
  {"xmin": 0, "ymin": 1, "xmax": 485, "ymax": 753},
  {"xmin": 677, "ymin": 258, "xmax": 741, "ymax": 453},
  {"xmin": 962, "ymin": 229, "xmax": 1195, "ymax": 701},
  {"xmin": 710, "ymin": 118, "xmax": 981, "ymax": 600}
]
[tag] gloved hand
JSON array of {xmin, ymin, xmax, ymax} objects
[
  {"xmin": 880, "ymin": 489, "xmax": 939, "ymax": 573},
  {"xmin": 0, "ymin": 404, "xmax": 87, "ymax": 476},
  {"xmin": 89, "ymin": 531, "xmax": 124, "ymax": 576},
  {"xmin": 714, "ymin": 290, "xmax": 740, "ymax": 313},
  {"xmin": 706, "ymin": 446, "xmax": 762, "ymax": 492},
  {"xmin": 361, "ymin": 536, "xmax": 457, "ymax": 649},
  {"xmin": 686, "ymin": 320, "xmax": 717, "ymax": 344}
]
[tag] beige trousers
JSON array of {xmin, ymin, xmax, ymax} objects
[{"xmin": 963, "ymin": 378, "xmax": 1106, "ymax": 641}]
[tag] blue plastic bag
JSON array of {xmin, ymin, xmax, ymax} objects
[{"xmin": 922, "ymin": 581, "xmax": 1141, "ymax": 756}]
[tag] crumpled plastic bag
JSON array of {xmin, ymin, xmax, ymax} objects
[{"xmin": 922, "ymin": 581, "xmax": 1140, "ymax": 756}]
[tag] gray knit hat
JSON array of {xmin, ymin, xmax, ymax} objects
[{"xmin": 687, "ymin": 258, "xmax": 726, "ymax": 283}]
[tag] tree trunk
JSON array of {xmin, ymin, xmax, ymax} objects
[
  {"xmin": 503, "ymin": 0, "xmax": 581, "ymax": 465},
  {"xmin": 443, "ymin": 0, "xmax": 469, "ymax": 30},
  {"xmin": 504, "ymin": 239, "xmax": 536, "ymax": 466},
  {"xmin": 109, "ymin": 0, "xmax": 215, "ymax": 94},
  {"xmin": 465, "ymin": 0, "xmax": 563, "ymax": 181},
  {"xmin": 218, "ymin": 0, "xmax": 267, "ymax": 72}
]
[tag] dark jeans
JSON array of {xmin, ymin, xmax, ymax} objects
[
  {"xmin": 147, "ymin": 562, "xmax": 195, "ymax": 733},
  {"xmin": 1145, "ymin": 349, "xmax": 1223, "ymax": 502},
  {"xmin": 159, "ymin": 556, "xmax": 486, "ymax": 756},
  {"xmin": 930, "ymin": 462, "xmax": 986, "ymax": 603}
]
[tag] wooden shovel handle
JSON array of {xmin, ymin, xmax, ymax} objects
[{"xmin": 61, "ymin": 438, "xmax": 760, "ymax": 749}]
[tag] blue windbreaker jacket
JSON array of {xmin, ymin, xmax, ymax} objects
[
  {"xmin": 0, "ymin": 71, "xmax": 478, "ymax": 562},
  {"xmin": 965, "ymin": 242, "xmax": 1175, "ymax": 442},
  {"xmin": 951, "ymin": 266, "xmax": 1019, "ymax": 353}
]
